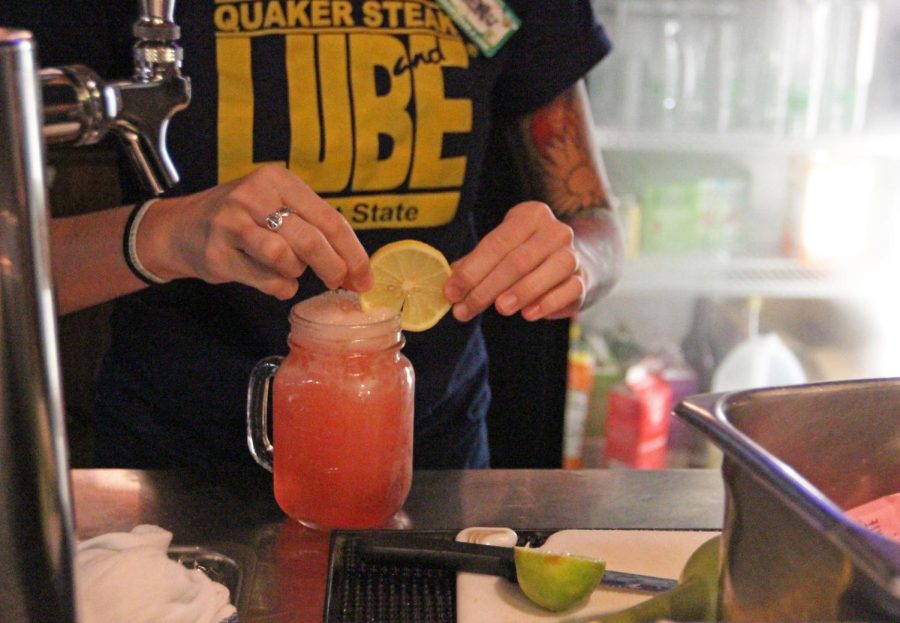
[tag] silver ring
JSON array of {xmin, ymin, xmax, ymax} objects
[{"xmin": 265, "ymin": 207, "xmax": 295, "ymax": 232}]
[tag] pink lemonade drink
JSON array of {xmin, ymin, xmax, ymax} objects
[{"xmin": 271, "ymin": 291, "xmax": 414, "ymax": 529}]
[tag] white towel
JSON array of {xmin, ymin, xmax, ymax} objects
[{"xmin": 75, "ymin": 524, "xmax": 238, "ymax": 623}]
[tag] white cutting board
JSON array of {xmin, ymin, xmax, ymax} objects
[{"xmin": 456, "ymin": 529, "xmax": 719, "ymax": 623}]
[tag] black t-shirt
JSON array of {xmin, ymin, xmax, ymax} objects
[{"xmin": 5, "ymin": 1, "xmax": 610, "ymax": 469}]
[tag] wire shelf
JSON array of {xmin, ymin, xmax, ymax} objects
[{"xmin": 612, "ymin": 256, "xmax": 889, "ymax": 299}]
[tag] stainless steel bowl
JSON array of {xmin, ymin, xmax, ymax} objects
[{"xmin": 676, "ymin": 378, "xmax": 900, "ymax": 622}]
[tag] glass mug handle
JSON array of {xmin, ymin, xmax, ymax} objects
[{"xmin": 246, "ymin": 355, "xmax": 283, "ymax": 472}]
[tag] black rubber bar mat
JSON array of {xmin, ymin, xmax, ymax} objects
[{"xmin": 323, "ymin": 530, "xmax": 550, "ymax": 623}]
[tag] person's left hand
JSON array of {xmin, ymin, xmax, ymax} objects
[{"xmin": 443, "ymin": 201, "xmax": 584, "ymax": 322}]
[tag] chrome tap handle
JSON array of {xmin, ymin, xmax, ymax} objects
[
  {"xmin": 111, "ymin": 73, "xmax": 189, "ymax": 194},
  {"xmin": 120, "ymin": 0, "xmax": 190, "ymax": 194},
  {"xmin": 38, "ymin": 0, "xmax": 191, "ymax": 196}
]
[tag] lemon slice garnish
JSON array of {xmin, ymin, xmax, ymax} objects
[{"xmin": 358, "ymin": 240, "xmax": 452, "ymax": 332}]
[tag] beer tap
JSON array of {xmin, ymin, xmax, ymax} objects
[{"xmin": 39, "ymin": 0, "xmax": 191, "ymax": 195}]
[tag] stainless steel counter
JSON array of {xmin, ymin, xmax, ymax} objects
[{"xmin": 72, "ymin": 468, "xmax": 724, "ymax": 622}]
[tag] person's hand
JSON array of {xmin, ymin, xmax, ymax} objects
[
  {"xmin": 444, "ymin": 201, "xmax": 584, "ymax": 322},
  {"xmin": 140, "ymin": 164, "xmax": 372, "ymax": 299}
]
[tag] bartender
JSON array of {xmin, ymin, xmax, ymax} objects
[{"xmin": 2, "ymin": 0, "xmax": 623, "ymax": 470}]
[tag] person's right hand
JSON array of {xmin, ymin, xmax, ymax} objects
[{"xmin": 137, "ymin": 164, "xmax": 373, "ymax": 299}]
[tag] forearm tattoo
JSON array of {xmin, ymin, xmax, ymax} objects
[{"xmin": 519, "ymin": 88, "xmax": 609, "ymax": 218}]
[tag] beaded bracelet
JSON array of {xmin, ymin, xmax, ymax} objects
[{"xmin": 122, "ymin": 198, "xmax": 169, "ymax": 285}]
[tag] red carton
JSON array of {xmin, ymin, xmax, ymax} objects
[{"xmin": 605, "ymin": 362, "xmax": 673, "ymax": 469}]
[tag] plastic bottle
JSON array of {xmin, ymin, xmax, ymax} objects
[
  {"xmin": 711, "ymin": 297, "xmax": 807, "ymax": 393},
  {"xmin": 711, "ymin": 332, "xmax": 807, "ymax": 393},
  {"xmin": 582, "ymin": 335, "xmax": 623, "ymax": 468},
  {"xmin": 562, "ymin": 321, "xmax": 596, "ymax": 469},
  {"xmin": 820, "ymin": 0, "xmax": 880, "ymax": 134}
]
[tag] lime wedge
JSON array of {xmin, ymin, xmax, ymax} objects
[{"xmin": 514, "ymin": 546, "xmax": 606, "ymax": 612}]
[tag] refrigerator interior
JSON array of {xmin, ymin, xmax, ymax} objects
[{"xmin": 571, "ymin": 0, "xmax": 900, "ymax": 468}]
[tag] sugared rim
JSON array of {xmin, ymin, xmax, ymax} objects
[
  {"xmin": 289, "ymin": 307, "xmax": 401, "ymax": 331},
  {"xmin": 289, "ymin": 290, "xmax": 400, "ymax": 330},
  {"xmin": 288, "ymin": 302, "xmax": 404, "ymax": 351}
]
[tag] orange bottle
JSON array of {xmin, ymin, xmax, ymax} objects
[{"xmin": 562, "ymin": 321, "xmax": 596, "ymax": 469}]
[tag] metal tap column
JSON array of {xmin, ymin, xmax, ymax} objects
[{"xmin": 0, "ymin": 28, "xmax": 77, "ymax": 622}]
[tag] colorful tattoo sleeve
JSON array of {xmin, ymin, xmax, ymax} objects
[{"xmin": 518, "ymin": 84, "xmax": 610, "ymax": 217}]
